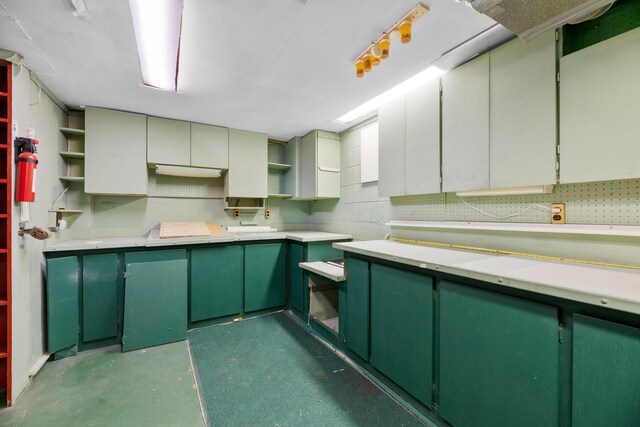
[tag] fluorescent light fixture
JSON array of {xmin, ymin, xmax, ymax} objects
[
  {"xmin": 335, "ymin": 66, "xmax": 446, "ymax": 124},
  {"xmin": 155, "ymin": 165, "xmax": 222, "ymax": 178},
  {"xmin": 456, "ymin": 185, "xmax": 554, "ymax": 197},
  {"xmin": 129, "ymin": 0, "xmax": 183, "ymax": 91}
]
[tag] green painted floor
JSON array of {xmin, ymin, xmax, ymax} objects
[
  {"xmin": 188, "ymin": 312, "xmax": 426, "ymax": 426},
  {"xmin": 0, "ymin": 342, "xmax": 203, "ymax": 427}
]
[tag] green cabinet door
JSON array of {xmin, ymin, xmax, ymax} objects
[
  {"xmin": 439, "ymin": 281, "xmax": 559, "ymax": 427},
  {"xmin": 345, "ymin": 257, "xmax": 369, "ymax": 361},
  {"xmin": 370, "ymin": 263, "xmax": 432, "ymax": 407},
  {"xmin": 573, "ymin": 314, "xmax": 640, "ymax": 427},
  {"xmin": 82, "ymin": 254, "xmax": 119, "ymax": 343},
  {"xmin": 244, "ymin": 243, "xmax": 286, "ymax": 312},
  {"xmin": 288, "ymin": 242, "xmax": 305, "ymax": 313},
  {"xmin": 123, "ymin": 259, "xmax": 188, "ymax": 352},
  {"xmin": 190, "ymin": 245, "xmax": 243, "ymax": 322},
  {"xmin": 47, "ymin": 256, "xmax": 80, "ymax": 353}
]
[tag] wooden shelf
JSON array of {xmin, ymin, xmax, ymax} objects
[
  {"xmin": 268, "ymin": 193, "xmax": 292, "ymax": 199},
  {"xmin": 59, "ymin": 176, "xmax": 85, "ymax": 183},
  {"xmin": 59, "ymin": 127, "xmax": 85, "ymax": 136},
  {"xmin": 268, "ymin": 162, "xmax": 292, "ymax": 171},
  {"xmin": 60, "ymin": 151, "xmax": 85, "ymax": 159}
]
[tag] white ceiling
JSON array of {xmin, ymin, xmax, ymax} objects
[{"xmin": 0, "ymin": 0, "xmax": 500, "ymax": 140}]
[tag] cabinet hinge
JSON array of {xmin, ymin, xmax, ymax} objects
[
  {"xmin": 555, "ymin": 29, "xmax": 559, "ymax": 41},
  {"xmin": 558, "ymin": 324, "xmax": 565, "ymax": 344},
  {"xmin": 556, "ymin": 161, "xmax": 560, "ymax": 171},
  {"xmin": 123, "ymin": 271, "xmax": 129, "ymax": 279},
  {"xmin": 556, "ymin": 72, "xmax": 560, "ymax": 82},
  {"xmin": 432, "ymin": 289, "xmax": 437, "ymax": 301},
  {"xmin": 556, "ymin": 145, "xmax": 560, "ymax": 155}
]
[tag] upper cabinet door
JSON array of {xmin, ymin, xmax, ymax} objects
[
  {"xmin": 490, "ymin": 31, "xmax": 557, "ymax": 189},
  {"xmin": 405, "ymin": 80, "xmax": 441, "ymax": 195},
  {"xmin": 442, "ymin": 54, "xmax": 490, "ymax": 192},
  {"xmin": 560, "ymin": 27, "xmax": 640, "ymax": 184},
  {"xmin": 190, "ymin": 123, "xmax": 229, "ymax": 169},
  {"xmin": 316, "ymin": 134, "xmax": 341, "ymax": 198},
  {"xmin": 378, "ymin": 96, "xmax": 406, "ymax": 197},
  {"xmin": 85, "ymin": 108, "xmax": 148, "ymax": 195},
  {"xmin": 147, "ymin": 116, "xmax": 191, "ymax": 166},
  {"xmin": 226, "ymin": 129, "xmax": 268, "ymax": 198}
]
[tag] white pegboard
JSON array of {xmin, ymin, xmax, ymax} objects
[
  {"xmin": 148, "ymin": 171, "xmax": 224, "ymax": 199},
  {"xmin": 391, "ymin": 179, "xmax": 640, "ymax": 226}
]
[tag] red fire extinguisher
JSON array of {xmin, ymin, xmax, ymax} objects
[{"xmin": 15, "ymin": 137, "xmax": 39, "ymax": 202}]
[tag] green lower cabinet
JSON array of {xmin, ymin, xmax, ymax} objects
[
  {"xmin": 244, "ymin": 243, "xmax": 286, "ymax": 312},
  {"xmin": 345, "ymin": 257, "xmax": 370, "ymax": 361},
  {"xmin": 573, "ymin": 314, "xmax": 640, "ymax": 426},
  {"xmin": 82, "ymin": 254, "xmax": 119, "ymax": 342},
  {"xmin": 288, "ymin": 242, "xmax": 305, "ymax": 313},
  {"xmin": 123, "ymin": 250, "xmax": 188, "ymax": 352},
  {"xmin": 47, "ymin": 256, "xmax": 80, "ymax": 354},
  {"xmin": 439, "ymin": 281, "xmax": 559, "ymax": 427},
  {"xmin": 370, "ymin": 264, "xmax": 433, "ymax": 407},
  {"xmin": 190, "ymin": 245, "xmax": 243, "ymax": 322}
]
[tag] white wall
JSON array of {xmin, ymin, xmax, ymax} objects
[{"xmin": 11, "ymin": 66, "xmax": 68, "ymax": 402}]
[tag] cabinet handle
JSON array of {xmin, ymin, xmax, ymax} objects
[{"xmin": 318, "ymin": 166, "xmax": 340, "ymax": 173}]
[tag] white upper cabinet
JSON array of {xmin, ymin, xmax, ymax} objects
[
  {"xmin": 378, "ymin": 96, "xmax": 406, "ymax": 197},
  {"xmin": 442, "ymin": 54, "xmax": 490, "ymax": 193},
  {"xmin": 560, "ymin": 27, "xmax": 640, "ymax": 184},
  {"xmin": 190, "ymin": 123, "xmax": 229, "ymax": 169},
  {"xmin": 85, "ymin": 108, "xmax": 148, "ymax": 196},
  {"xmin": 147, "ymin": 117, "xmax": 191, "ymax": 166},
  {"xmin": 225, "ymin": 129, "xmax": 268, "ymax": 198},
  {"xmin": 490, "ymin": 31, "xmax": 557, "ymax": 188},
  {"xmin": 405, "ymin": 79, "xmax": 441, "ymax": 196},
  {"xmin": 300, "ymin": 131, "xmax": 341, "ymax": 199},
  {"xmin": 378, "ymin": 79, "xmax": 441, "ymax": 198}
]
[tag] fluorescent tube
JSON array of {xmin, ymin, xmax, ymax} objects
[
  {"xmin": 155, "ymin": 165, "xmax": 222, "ymax": 178},
  {"xmin": 456, "ymin": 185, "xmax": 554, "ymax": 197},
  {"xmin": 335, "ymin": 66, "xmax": 446, "ymax": 124},
  {"xmin": 129, "ymin": 0, "xmax": 184, "ymax": 91}
]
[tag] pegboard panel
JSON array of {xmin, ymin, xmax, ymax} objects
[
  {"xmin": 148, "ymin": 170, "xmax": 224, "ymax": 199},
  {"xmin": 390, "ymin": 179, "xmax": 640, "ymax": 226},
  {"xmin": 391, "ymin": 193, "xmax": 447, "ymax": 220}
]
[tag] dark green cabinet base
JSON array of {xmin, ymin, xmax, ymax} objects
[{"xmin": 245, "ymin": 243, "xmax": 286, "ymax": 312}]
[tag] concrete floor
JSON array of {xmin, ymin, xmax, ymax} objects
[{"xmin": 0, "ymin": 342, "xmax": 203, "ymax": 427}]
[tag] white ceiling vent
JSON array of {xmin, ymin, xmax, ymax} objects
[{"xmin": 466, "ymin": 0, "xmax": 616, "ymax": 41}]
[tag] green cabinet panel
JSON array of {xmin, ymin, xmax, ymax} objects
[
  {"xmin": 306, "ymin": 242, "xmax": 342, "ymax": 262},
  {"xmin": 573, "ymin": 314, "xmax": 640, "ymax": 427},
  {"xmin": 288, "ymin": 242, "xmax": 305, "ymax": 313},
  {"xmin": 82, "ymin": 254, "xmax": 119, "ymax": 342},
  {"xmin": 190, "ymin": 245, "xmax": 243, "ymax": 322},
  {"xmin": 439, "ymin": 281, "xmax": 559, "ymax": 427},
  {"xmin": 244, "ymin": 243, "xmax": 286, "ymax": 312},
  {"xmin": 123, "ymin": 259, "xmax": 188, "ymax": 352},
  {"xmin": 345, "ymin": 257, "xmax": 369, "ymax": 361},
  {"xmin": 370, "ymin": 264, "xmax": 432, "ymax": 406},
  {"xmin": 47, "ymin": 256, "xmax": 80, "ymax": 353},
  {"xmin": 147, "ymin": 116, "xmax": 191, "ymax": 166},
  {"xmin": 124, "ymin": 249, "xmax": 186, "ymax": 264}
]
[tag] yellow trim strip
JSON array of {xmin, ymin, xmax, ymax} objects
[{"xmin": 389, "ymin": 237, "xmax": 640, "ymax": 271}]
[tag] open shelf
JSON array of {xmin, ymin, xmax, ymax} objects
[
  {"xmin": 48, "ymin": 209, "xmax": 83, "ymax": 214},
  {"xmin": 59, "ymin": 127, "xmax": 85, "ymax": 136},
  {"xmin": 268, "ymin": 162, "xmax": 292, "ymax": 171},
  {"xmin": 268, "ymin": 193, "xmax": 292, "ymax": 199},
  {"xmin": 60, "ymin": 151, "xmax": 85, "ymax": 160},
  {"xmin": 59, "ymin": 176, "xmax": 85, "ymax": 183}
]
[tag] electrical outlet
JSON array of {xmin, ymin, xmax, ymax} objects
[
  {"xmin": 233, "ymin": 209, "xmax": 239, "ymax": 219},
  {"xmin": 551, "ymin": 203, "xmax": 565, "ymax": 224},
  {"xmin": 265, "ymin": 209, "xmax": 270, "ymax": 219}
]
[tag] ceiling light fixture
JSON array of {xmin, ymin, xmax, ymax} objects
[
  {"xmin": 335, "ymin": 66, "xmax": 445, "ymax": 124},
  {"xmin": 352, "ymin": 3, "xmax": 429, "ymax": 78},
  {"xmin": 129, "ymin": 0, "xmax": 184, "ymax": 91}
]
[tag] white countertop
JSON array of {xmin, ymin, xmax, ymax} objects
[
  {"xmin": 44, "ymin": 230, "xmax": 352, "ymax": 252},
  {"xmin": 333, "ymin": 240, "xmax": 640, "ymax": 315},
  {"xmin": 299, "ymin": 261, "xmax": 346, "ymax": 282}
]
